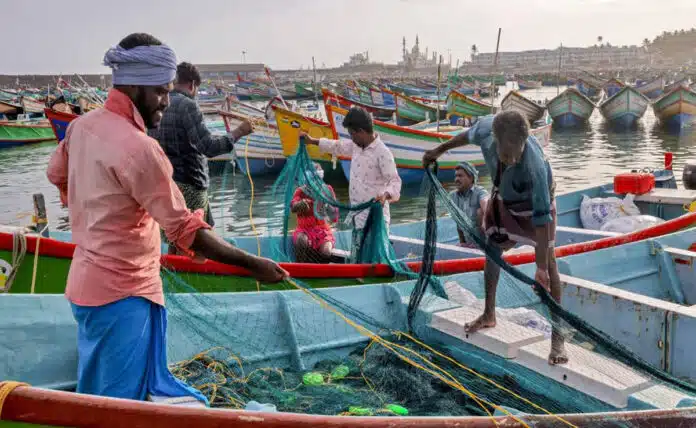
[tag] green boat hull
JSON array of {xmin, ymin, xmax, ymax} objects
[
  {"xmin": 294, "ymin": 82, "xmax": 315, "ymax": 97},
  {"xmin": 0, "ymin": 250, "xmax": 390, "ymax": 294},
  {"xmin": 0, "ymin": 123, "xmax": 55, "ymax": 147}
]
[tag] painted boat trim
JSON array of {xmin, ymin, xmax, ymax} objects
[
  {"xmin": 2, "ymin": 385, "xmax": 696, "ymax": 427},
  {"xmin": 44, "ymin": 108, "xmax": 78, "ymax": 141},
  {"xmin": 2, "ymin": 207, "xmax": 695, "ymax": 279}
]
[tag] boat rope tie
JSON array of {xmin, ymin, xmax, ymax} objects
[
  {"xmin": 1, "ymin": 231, "xmax": 27, "ymax": 293},
  {"xmin": 0, "ymin": 381, "xmax": 29, "ymax": 419}
]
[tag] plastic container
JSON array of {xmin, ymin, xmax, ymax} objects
[{"xmin": 614, "ymin": 173, "xmax": 655, "ymax": 195}]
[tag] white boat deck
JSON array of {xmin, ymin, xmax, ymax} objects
[
  {"xmin": 632, "ymin": 188, "xmax": 696, "ymax": 205},
  {"xmin": 428, "ymin": 273, "xmax": 696, "ymax": 409}
]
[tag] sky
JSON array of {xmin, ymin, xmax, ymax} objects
[{"xmin": 3, "ymin": 0, "xmax": 696, "ymax": 74}]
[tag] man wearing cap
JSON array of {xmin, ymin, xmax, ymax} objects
[
  {"xmin": 47, "ymin": 33, "xmax": 287, "ymax": 404},
  {"xmin": 450, "ymin": 162, "xmax": 488, "ymax": 247}
]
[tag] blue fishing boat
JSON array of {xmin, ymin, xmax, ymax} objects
[
  {"xmin": 652, "ymin": 85, "xmax": 696, "ymax": 129},
  {"xmin": 4, "ymin": 227, "xmax": 696, "ymax": 426},
  {"xmin": 603, "ymin": 78, "xmax": 625, "ymax": 98},
  {"xmin": 599, "ymin": 85, "xmax": 650, "ymax": 128},
  {"xmin": 635, "ymin": 76, "xmax": 665, "ymax": 99},
  {"xmin": 546, "ymin": 87, "xmax": 596, "ymax": 128},
  {"xmin": 218, "ymin": 109, "xmax": 285, "ymax": 176},
  {"xmin": 576, "ymin": 78, "xmax": 601, "ymax": 99},
  {"xmin": 44, "ymin": 108, "xmax": 77, "ymax": 141}
]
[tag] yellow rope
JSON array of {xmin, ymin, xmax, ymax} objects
[
  {"xmin": 284, "ymin": 279, "xmax": 518, "ymax": 427},
  {"xmin": 285, "ymin": 278, "xmax": 579, "ymax": 428},
  {"xmin": 0, "ymin": 381, "xmax": 28, "ymax": 419},
  {"xmin": 244, "ymin": 135, "xmax": 261, "ymax": 293}
]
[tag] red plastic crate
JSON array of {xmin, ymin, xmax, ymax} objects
[{"xmin": 614, "ymin": 173, "xmax": 655, "ymax": 195}]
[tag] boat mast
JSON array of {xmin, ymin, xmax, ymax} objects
[
  {"xmin": 312, "ymin": 56, "xmax": 319, "ymax": 107},
  {"xmin": 557, "ymin": 43, "xmax": 564, "ymax": 96},
  {"xmin": 436, "ymin": 54, "xmax": 443, "ymax": 132},
  {"xmin": 490, "ymin": 28, "xmax": 502, "ymax": 109}
]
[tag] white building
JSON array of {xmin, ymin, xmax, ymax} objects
[
  {"xmin": 471, "ymin": 45, "xmax": 649, "ymax": 69},
  {"xmin": 398, "ymin": 35, "xmax": 439, "ymax": 70}
]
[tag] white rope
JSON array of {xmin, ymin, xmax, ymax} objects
[{"xmin": 1, "ymin": 230, "xmax": 27, "ymax": 293}]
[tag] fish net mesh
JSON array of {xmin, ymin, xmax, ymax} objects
[{"xmin": 161, "ymin": 141, "xmax": 696, "ymax": 425}]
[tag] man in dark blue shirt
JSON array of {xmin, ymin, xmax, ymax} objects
[{"xmin": 150, "ymin": 62, "xmax": 252, "ymax": 252}]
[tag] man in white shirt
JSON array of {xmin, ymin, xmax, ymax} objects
[{"xmin": 301, "ymin": 107, "xmax": 402, "ymax": 262}]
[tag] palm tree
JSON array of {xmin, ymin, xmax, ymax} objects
[
  {"xmin": 470, "ymin": 44, "xmax": 478, "ymax": 60},
  {"xmin": 642, "ymin": 38, "xmax": 650, "ymax": 48},
  {"xmin": 597, "ymin": 36, "xmax": 603, "ymax": 45}
]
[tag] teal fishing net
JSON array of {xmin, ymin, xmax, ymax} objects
[{"xmin": 160, "ymin": 140, "xmax": 696, "ymax": 424}]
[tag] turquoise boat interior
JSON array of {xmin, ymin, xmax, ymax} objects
[{"xmin": 4, "ymin": 227, "xmax": 696, "ymax": 416}]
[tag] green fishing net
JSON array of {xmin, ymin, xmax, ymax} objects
[{"xmin": 160, "ymin": 140, "xmax": 696, "ymax": 425}]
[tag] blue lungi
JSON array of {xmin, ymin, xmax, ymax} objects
[{"xmin": 71, "ymin": 296, "xmax": 208, "ymax": 404}]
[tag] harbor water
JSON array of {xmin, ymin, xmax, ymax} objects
[{"xmin": 2, "ymin": 86, "xmax": 695, "ymax": 238}]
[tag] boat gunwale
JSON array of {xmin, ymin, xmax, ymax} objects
[
  {"xmin": 3, "ymin": 386, "xmax": 696, "ymax": 427},
  {"xmin": 2, "ymin": 207, "xmax": 695, "ymax": 279},
  {"xmin": 599, "ymin": 85, "xmax": 651, "ymax": 109},
  {"xmin": 321, "ymin": 88, "xmax": 395, "ymax": 115}
]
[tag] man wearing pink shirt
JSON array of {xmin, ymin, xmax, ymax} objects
[{"xmin": 47, "ymin": 33, "xmax": 287, "ymax": 404}]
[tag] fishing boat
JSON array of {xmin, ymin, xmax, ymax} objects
[
  {"xmin": 598, "ymin": 85, "xmax": 650, "ymax": 128},
  {"xmin": 635, "ymin": 76, "xmax": 665, "ymax": 99},
  {"xmin": 446, "ymin": 90, "xmax": 492, "ymax": 120},
  {"xmin": 652, "ymin": 85, "xmax": 696, "ymax": 129},
  {"xmin": 394, "ymin": 93, "xmax": 444, "ymax": 125},
  {"xmin": 603, "ymin": 78, "xmax": 625, "ymax": 98},
  {"xmin": 516, "ymin": 79, "xmax": 542, "ymax": 90},
  {"xmin": 546, "ymin": 87, "xmax": 595, "ymax": 128},
  {"xmin": 2, "ymin": 166, "xmax": 695, "ymax": 294},
  {"xmin": 0, "ymin": 119, "xmax": 55, "ymax": 148},
  {"xmin": 575, "ymin": 78, "xmax": 601, "ymax": 99},
  {"xmin": 369, "ymin": 87, "xmax": 395, "ymax": 107},
  {"xmin": 294, "ymin": 82, "xmax": 316, "ymax": 98},
  {"xmin": 500, "ymin": 91, "xmax": 546, "ymax": 123},
  {"xmin": 19, "ymin": 96, "xmax": 46, "ymax": 115},
  {"xmin": 664, "ymin": 78, "xmax": 692, "ymax": 94},
  {"xmin": 322, "ymin": 89, "xmax": 395, "ymax": 122},
  {"xmin": 0, "ymin": 100, "xmax": 21, "ymax": 118},
  {"xmin": 325, "ymin": 103, "xmax": 483, "ymax": 184},
  {"xmin": 4, "ymin": 228, "xmax": 696, "ymax": 426},
  {"xmin": 218, "ymin": 109, "xmax": 285, "ymax": 176},
  {"xmin": 44, "ymin": 108, "xmax": 78, "ymax": 141}
]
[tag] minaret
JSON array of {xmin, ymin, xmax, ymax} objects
[{"xmin": 402, "ymin": 36, "xmax": 407, "ymax": 60}]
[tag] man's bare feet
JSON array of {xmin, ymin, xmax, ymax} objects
[
  {"xmin": 548, "ymin": 347, "xmax": 569, "ymax": 365},
  {"xmin": 464, "ymin": 312, "xmax": 496, "ymax": 333}
]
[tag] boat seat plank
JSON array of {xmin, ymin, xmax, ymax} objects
[
  {"xmin": 400, "ymin": 295, "xmax": 460, "ymax": 314},
  {"xmin": 516, "ymin": 340, "xmax": 652, "ymax": 408},
  {"xmin": 663, "ymin": 247, "xmax": 696, "ymax": 259},
  {"xmin": 632, "ymin": 188, "xmax": 696, "ymax": 205},
  {"xmin": 389, "ymin": 235, "xmax": 485, "ymax": 256},
  {"xmin": 560, "ymin": 273, "xmax": 693, "ymax": 316},
  {"xmin": 629, "ymin": 385, "xmax": 696, "ymax": 410},
  {"xmin": 431, "ymin": 307, "xmax": 546, "ymax": 359}
]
